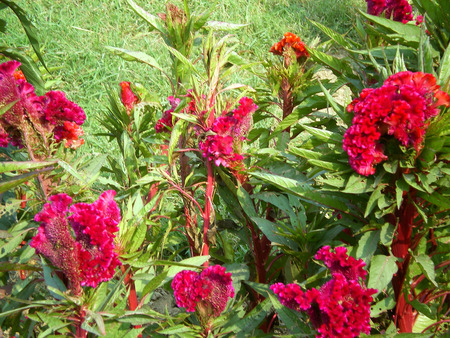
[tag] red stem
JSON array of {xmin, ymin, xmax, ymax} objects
[{"xmin": 201, "ymin": 160, "xmax": 215, "ymax": 264}]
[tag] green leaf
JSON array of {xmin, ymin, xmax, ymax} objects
[
  {"xmin": 251, "ymin": 217, "xmax": 298, "ymax": 249},
  {"xmin": 309, "ymin": 20, "xmax": 354, "ymax": 49},
  {"xmin": 0, "ymin": 160, "xmax": 56, "ymax": 174},
  {"xmin": 368, "ymin": 255, "xmax": 398, "ymax": 295},
  {"xmin": 307, "ymin": 159, "xmax": 348, "ymax": 172},
  {"xmin": 357, "ymin": 230, "xmax": 380, "ymax": 263},
  {"xmin": 105, "ymin": 47, "xmax": 165, "ymax": 73},
  {"xmin": 317, "ymin": 80, "xmax": 352, "ymax": 126},
  {"xmin": 126, "ymin": 0, "xmax": 165, "ymax": 32},
  {"xmin": 41, "ymin": 257, "xmax": 67, "ymax": 300},
  {"xmin": 141, "ymin": 270, "xmax": 169, "ymax": 299},
  {"xmin": 410, "ymin": 299, "xmax": 435, "ymax": 319},
  {"xmin": 250, "ymin": 171, "xmax": 357, "ymax": 216},
  {"xmin": 365, "ymin": 186, "xmax": 383, "ymax": 217},
  {"xmin": 0, "ymin": 230, "xmax": 28, "ymax": 259},
  {"xmin": 438, "ymin": 42, "xmax": 450, "ymax": 89},
  {"xmin": 168, "ymin": 119, "xmax": 187, "ymax": 165},
  {"xmin": 236, "ymin": 184, "xmax": 257, "ymax": 218},
  {"xmin": 164, "ymin": 45, "xmax": 203, "ymax": 78},
  {"xmin": 268, "ymin": 293, "xmax": 311, "ymax": 334},
  {"xmin": 165, "ymin": 255, "xmax": 210, "ymax": 278},
  {"xmin": 0, "ymin": 99, "xmax": 18, "ymax": 118},
  {"xmin": 0, "ymin": 0, "xmax": 47, "ymax": 69},
  {"xmin": 306, "ymin": 46, "xmax": 353, "ymax": 75},
  {"xmin": 402, "ymin": 173, "xmax": 426, "ymax": 192},
  {"xmin": 171, "ymin": 112, "xmax": 198, "ymax": 124},
  {"xmin": 359, "ymin": 11, "xmax": 421, "ymax": 46},
  {"xmin": 224, "ymin": 298, "xmax": 272, "ymax": 334},
  {"xmin": 414, "ymin": 254, "xmax": 437, "ymax": 287},
  {"xmin": 370, "ymin": 296, "xmax": 395, "ymax": 317},
  {"xmin": 300, "ymin": 124, "xmax": 343, "ymax": 144},
  {"xmin": 0, "ymin": 171, "xmax": 44, "ymax": 193},
  {"xmin": 380, "ymin": 223, "xmax": 395, "ymax": 246}
]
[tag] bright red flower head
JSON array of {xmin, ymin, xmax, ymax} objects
[
  {"xmin": 120, "ymin": 81, "xmax": 139, "ymax": 114},
  {"xmin": 365, "ymin": 0, "xmax": 413, "ymax": 23},
  {"xmin": 172, "ymin": 265, "xmax": 235, "ymax": 319},
  {"xmin": 31, "ymin": 191, "xmax": 121, "ymax": 294},
  {"xmin": 270, "ymin": 32, "xmax": 309, "ymax": 60},
  {"xmin": 344, "ymin": 71, "xmax": 450, "ymax": 176},
  {"xmin": 271, "ymin": 247, "xmax": 376, "ymax": 338}
]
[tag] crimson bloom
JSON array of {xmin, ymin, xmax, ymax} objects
[
  {"xmin": 270, "ymin": 32, "xmax": 310, "ymax": 60},
  {"xmin": 344, "ymin": 71, "xmax": 450, "ymax": 176},
  {"xmin": 271, "ymin": 247, "xmax": 377, "ymax": 338},
  {"xmin": 172, "ymin": 265, "xmax": 235, "ymax": 320},
  {"xmin": 365, "ymin": 0, "xmax": 413, "ymax": 23},
  {"xmin": 30, "ymin": 191, "xmax": 121, "ymax": 295},
  {"xmin": 120, "ymin": 81, "xmax": 139, "ymax": 114},
  {"xmin": 199, "ymin": 97, "xmax": 257, "ymax": 168},
  {"xmin": 0, "ymin": 60, "xmax": 86, "ymax": 149}
]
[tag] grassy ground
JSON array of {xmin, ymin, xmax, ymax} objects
[{"xmin": 1, "ymin": 0, "xmax": 365, "ymax": 153}]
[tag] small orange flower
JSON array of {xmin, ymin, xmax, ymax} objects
[
  {"xmin": 59, "ymin": 121, "xmax": 84, "ymax": 149},
  {"xmin": 270, "ymin": 32, "xmax": 310, "ymax": 60},
  {"xmin": 13, "ymin": 69, "xmax": 26, "ymax": 81}
]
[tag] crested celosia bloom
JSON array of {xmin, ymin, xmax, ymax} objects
[
  {"xmin": 270, "ymin": 32, "xmax": 310, "ymax": 60},
  {"xmin": 155, "ymin": 96, "xmax": 180, "ymax": 133},
  {"xmin": 0, "ymin": 60, "xmax": 86, "ymax": 149},
  {"xmin": 271, "ymin": 247, "xmax": 377, "ymax": 338},
  {"xmin": 365, "ymin": 0, "xmax": 413, "ymax": 23},
  {"xmin": 30, "ymin": 191, "xmax": 121, "ymax": 295},
  {"xmin": 199, "ymin": 97, "xmax": 257, "ymax": 167},
  {"xmin": 172, "ymin": 265, "xmax": 235, "ymax": 319},
  {"xmin": 120, "ymin": 81, "xmax": 139, "ymax": 114},
  {"xmin": 344, "ymin": 71, "xmax": 450, "ymax": 176}
]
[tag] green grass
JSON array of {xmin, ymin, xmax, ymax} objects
[{"xmin": 1, "ymin": 0, "xmax": 365, "ymax": 153}]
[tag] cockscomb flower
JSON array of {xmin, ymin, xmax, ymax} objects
[
  {"xmin": 344, "ymin": 71, "xmax": 450, "ymax": 176},
  {"xmin": 155, "ymin": 96, "xmax": 180, "ymax": 133},
  {"xmin": 120, "ymin": 81, "xmax": 139, "ymax": 114},
  {"xmin": 270, "ymin": 32, "xmax": 309, "ymax": 60},
  {"xmin": 30, "ymin": 191, "xmax": 121, "ymax": 295},
  {"xmin": 365, "ymin": 0, "xmax": 413, "ymax": 23},
  {"xmin": 199, "ymin": 97, "xmax": 257, "ymax": 168},
  {"xmin": 172, "ymin": 265, "xmax": 234, "ymax": 320},
  {"xmin": 271, "ymin": 247, "xmax": 377, "ymax": 338},
  {"xmin": 0, "ymin": 60, "xmax": 86, "ymax": 150}
]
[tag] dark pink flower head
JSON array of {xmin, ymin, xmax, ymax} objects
[
  {"xmin": 365, "ymin": 0, "xmax": 413, "ymax": 23},
  {"xmin": 271, "ymin": 247, "xmax": 376, "ymax": 338},
  {"xmin": 199, "ymin": 97, "xmax": 257, "ymax": 168},
  {"xmin": 0, "ymin": 60, "xmax": 40, "ymax": 147},
  {"xmin": 31, "ymin": 191, "xmax": 121, "ymax": 293},
  {"xmin": 31, "ymin": 194, "xmax": 83, "ymax": 295},
  {"xmin": 315, "ymin": 246, "xmax": 367, "ymax": 281},
  {"xmin": 344, "ymin": 71, "xmax": 450, "ymax": 176},
  {"xmin": 172, "ymin": 265, "xmax": 234, "ymax": 319},
  {"xmin": 155, "ymin": 96, "xmax": 180, "ymax": 133},
  {"xmin": 120, "ymin": 81, "xmax": 139, "ymax": 114}
]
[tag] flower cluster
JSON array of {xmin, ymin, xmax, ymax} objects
[
  {"xmin": 155, "ymin": 96, "xmax": 180, "ymax": 133},
  {"xmin": 365, "ymin": 0, "xmax": 413, "ymax": 23},
  {"xmin": 199, "ymin": 97, "xmax": 257, "ymax": 167},
  {"xmin": 172, "ymin": 265, "xmax": 235, "ymax": 319},
  {"xmin": 120, "ymin": 81, "xmax": 139, "ymax": 114},
  {"xmin": 344, "ymin": 71, "xmax": 450, "ymax": 176},
  {"xmin": 30, "ymin": 191, "xmax": 121, "ymax": 295},
  {"xmin": 0, "ymin": 60, "xmax": 86, "ymax": 149},
  {"xmin": 270, "ymin": 32, "xmax": 309, "ymax": 60},
  {"xmin": 271, "ymin": 247, "xmax": 377, "ymax": 338}
]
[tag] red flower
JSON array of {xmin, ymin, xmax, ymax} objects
[
  {"xmin": 199, "ymin": 97, "xmax": 257, "ymax": 168},
  {"xmin": 31, "ymin": 191, "xmax": 121, "ymax": 294},
  {"xmin": 344, "ymin": 71, "xmax": 450, "ymax": 176},
  {"xmin": 120, "ymin": 81, "xmax": 139, "ymax": 114},
  {"xmin": 270, "ymin": 32, "xmax": 309, "ymax": 60},
  {"xmin": 365, "ymin": 0, "xmax": 413, "ymax": 23},
  {"xmin": 172, "ymin": 265, "xmax": 235, "ymax": 319},
  {"xmin": 271, "ymin": 247, "xmax": 376, "ymax": 338}
]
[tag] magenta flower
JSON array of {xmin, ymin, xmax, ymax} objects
[
  {"xmin": 155, "ymin": 96, "xmax": 181, "ymax": 133},
  {"xmin": 199, "ymin": 97, "xmax": 257, "ymax": 168},
  {"xmin": 172, "ymin": 265, "xmax": 235, "ymax": 319},
  {"xmin": 0, "ymin": 60, "xmax": 86, "ymax": 149},
  {"xmin": 344, "ymin": 71, "xmax": 450, "ymax": 176},
  {"xmin": 30, "ymin": 191, "xmax": 121, "ymax": 295},
  {"xmin": 365, "ymin": 0, "xmax": 413, "ymax": 23},
  {"xmin": 271, "ymin": 247, "xmax": 377, "ymax": 338}
]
